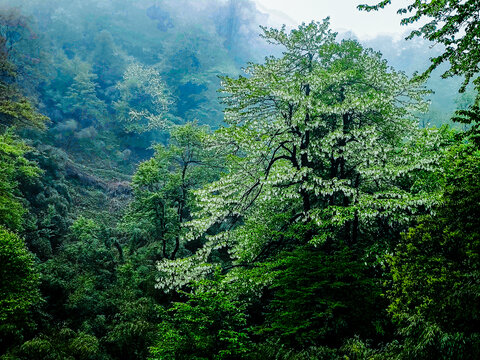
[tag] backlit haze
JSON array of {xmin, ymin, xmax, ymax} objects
[{"xmin": 254, "ymin": 0, "xmax": 418, "ymax": 40}]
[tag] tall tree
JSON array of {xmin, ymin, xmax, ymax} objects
[
  {"xmin": 121, "ymin": 122, "xmax": 219, "ymax": 260},
  {"xmin": 156, "ymin": 20, "xmax": 444, "ymax": 291}
]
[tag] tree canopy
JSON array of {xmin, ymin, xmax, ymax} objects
[
  {"xmin": 1, "ymin": 1, "xmax": 480, "ymax": 359},
  {"xmin": 156, "ymin": 19, "xmax": 445, "ymax": 293}
]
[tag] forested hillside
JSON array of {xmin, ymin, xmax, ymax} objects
[{"xmin": 1, "ymin": 0, "xmax": 479, "ymax": 359}]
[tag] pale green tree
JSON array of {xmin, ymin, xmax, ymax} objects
[
  {"xmin": 114, "ymin": 62, "xmax": 173, "ymax": 134},
  {"xmin": 156, "ymin": 20, "xmax": 446, "ymax": 291}
]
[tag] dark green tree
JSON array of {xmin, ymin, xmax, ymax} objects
[
  {"xmin": 15, "ymin": 328, "xmax": 100, "ymax": 360},
  {"xmin": 259, "ymin": 245, "xmax": 386, "ymax": 351},
  {"xmin": 121, "ymin": 122, "xmax": 219, "ymax": 260},
  {"xmin": 149, "ymin": 274, "xmax": 251, "ymax": 360},
  {"xmin": 388, "ymin": 143, "xmax": 480, "ymax": 359}
]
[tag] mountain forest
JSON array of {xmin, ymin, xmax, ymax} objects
[{"xmin": 1, "ymin": 0, "xmax": 480, "ymax": 359}]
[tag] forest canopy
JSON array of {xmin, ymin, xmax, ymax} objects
[{"xmin": 0, "ymin": 0, "xmax": 479, "ymax": 359}]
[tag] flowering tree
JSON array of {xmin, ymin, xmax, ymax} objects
[
  {"xmin": 114, "ymin": 63, "xmax": 173, "ymax": 134},
  {"xmin": 156, "ymin": 20, "xmax": 446, "ymax": 291}
]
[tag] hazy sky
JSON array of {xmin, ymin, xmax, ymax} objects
[{"xmin": 254, "ymin": 0, "xmax": 418, "ymax": 39}]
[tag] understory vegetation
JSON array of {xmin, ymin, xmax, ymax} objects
[{"xmin": 1, "ymin": 0, "xmax": 479, "ymax": 359}]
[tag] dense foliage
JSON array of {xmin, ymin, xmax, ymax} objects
[
  {"xmin": 0, "ymin": 0, "xmax": 479, "ymax": 359},
  {"xmin": 388, "ymin": 143, "xmax": 480, "ymax": 359},
  {"xmin": 0, "ymin": 226, "xmax": 39, "ymax": 354}
]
